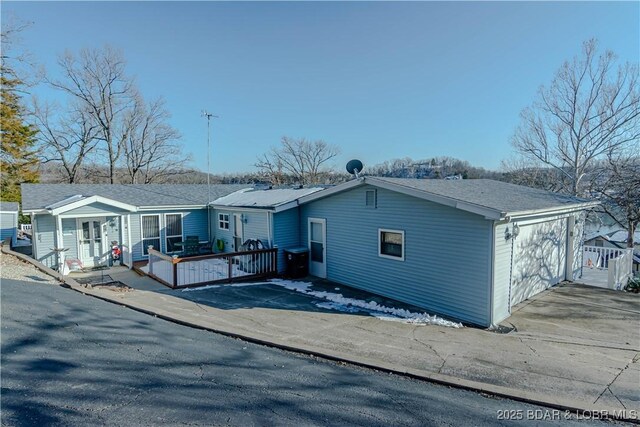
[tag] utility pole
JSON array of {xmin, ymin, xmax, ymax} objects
[{"xmin": 201, "ymin": 110, "xmax": 218, "ymax": 242}]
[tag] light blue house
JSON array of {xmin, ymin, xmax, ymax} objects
[
  {"xmin": 0, "ymin": 201, "xmax": 19, "ymax": 247},
  {"xmin": 22, "ymin": 178, "xmax": 596, "ymax": 327},
  {"xmin": 296, "ymin": 177, "xmax": 597, "ymax": 327},
  {"xmin": 20, "ymin": 184, "xmax": 245, "ymax": 269},
  {"xmin": 208, "ymin": 186, "xmax": 324, "ymax": 273}
]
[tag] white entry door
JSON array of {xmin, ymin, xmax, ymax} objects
[
  {"xmin": 308, "ymin": 218, "xmax": 326, "ymax": 278},
  {"xmin": 78, "ymin": 218, "xmax": 105, "ymax": 267},
  {"xmin": 233, "ymin": 214, "xmax": 244, "ymax": 251}
]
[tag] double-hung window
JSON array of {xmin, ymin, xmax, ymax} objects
[
  {"xmin": 379, "ymin": 229, "xmax": 405, "ymax": 261},
  {"xmin": 141, "ymin": 215, "xmax": 161, "ymax": 255},
  {"xmin": 218, "ymin": 213, "xmax": 230, "ymax": 230},
  {"xmin": 165, "ymin": 213, "xmax": 183, "ymax": 253}
]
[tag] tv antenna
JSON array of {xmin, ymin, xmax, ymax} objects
[{"xmin": 202, "ymin": 110, "xmax": 219, "ymax": 242}]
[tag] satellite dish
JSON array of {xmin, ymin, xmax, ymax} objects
[{"xmin": 346, "ymin": 159, "xmax": 364, "ymax": 178}]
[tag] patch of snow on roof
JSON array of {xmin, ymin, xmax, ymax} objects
[
  {"xmin": 211, "ymin": 186, "xmax": 324, "ymax": 208},
  {"xmin": 607, "ymin": 230, "xmax": 640, "ymax": 244}
]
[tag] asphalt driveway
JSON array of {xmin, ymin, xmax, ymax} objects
[
  {"xmin": 5, "ymin": 252, "xmax": 639, "ymax": 417},
  {"xmin": 172, "ymin": 278, "xmax": 436, "ymax": 320}
]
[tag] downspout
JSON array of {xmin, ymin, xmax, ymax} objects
[
  {"xmin": 488, "ymin": 222, "xmax": 496, "ymax": 327},
  {"xmin": 266, "ymin": 210, "xmax": 273, "ymax": 248},
  {"xmin": 507, "ymin": 222, "xmax": 515, "ymax": 315},
  {"xmin": 31, "ymin": 212, "xmax": 37, "ymax": 260},
  {"xmin": 207, "ymin": 205, "xmax": 212, "ymax": 245}
]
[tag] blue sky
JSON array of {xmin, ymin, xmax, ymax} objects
[{"xmin": 3, "ymin": 1, "xmax": 639, "ymax": 174}]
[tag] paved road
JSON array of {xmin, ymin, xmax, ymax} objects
[{"xmin": 1, "ymin": 279, "xmax": 619, "ymax": 426}]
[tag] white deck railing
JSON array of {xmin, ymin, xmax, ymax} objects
[
  {"xmin": 583, "ymin": 245, "xmax": 633, "ymax": 290},
  {"xmin": 147, "ymin": 247, "xmax": 278, "ymax": 288}
]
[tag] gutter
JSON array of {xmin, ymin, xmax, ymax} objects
[{"xmin": 505, "ymin": 201, "xmax": 600, "ymax": 221}]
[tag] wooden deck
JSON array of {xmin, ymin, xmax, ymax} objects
[{"xmin": 136, "ymin": 248, "xmax": 278, "ymax": 289}]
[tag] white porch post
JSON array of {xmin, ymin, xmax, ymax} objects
[
  {"xmin": 119, "ymin": 214, "xmax": 125, "ymax": 267},
  {"xmin": 127, "ymin": 214, "xmax": 133, "ymax": 269},
  {"xmin": 565, "ymin": 216, "xmax": 575, "ymax": 281},
  {"xmin": 55, "ymin": 215, "xmax": 65, "ymax": 273}
]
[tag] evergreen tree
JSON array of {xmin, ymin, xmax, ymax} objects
[{"xmin": 0, "ymin": 70, "xmax": 39, "ymax": 203}]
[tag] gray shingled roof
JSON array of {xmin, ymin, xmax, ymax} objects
[
  {"xmin": 21, "ymin": 184, "xmax": 247, "ymax": 211},
  {"xmin": 211, "ymin": 187, "xmax": 325, "ymax": 209},
  {"xmin": 370, "ymin": 177, "xmax": 595, "ymax": 215},
  {"xmin": 0, "ymin": 201, "xmax": 19, "ymax": 212}
]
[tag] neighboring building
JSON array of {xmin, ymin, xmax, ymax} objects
[
  {"xmin": 21, "ymin": 184, "xmax": 246, "ymax": 269},
  {"xmin": 297, "ymin": 177, "xmax": 597, "ymax": 327},
  {"xmin": 584, "ymin": 229, "xmax": 640, "ymax": 272},
  {"xmin": 0, "ymin": 201, "xmax": 19, "ymax": 247},
  {"xmin": 22, "ymin": 178, "xmax": 597, "ymax": 327},
  {"xmin": 209, "ymin": 186, "xmax": 324, "ymax": 273}
]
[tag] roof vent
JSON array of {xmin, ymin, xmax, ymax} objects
[{"xmin": 253, "ymin": 183, "xmax": 273, "ymax": 191}]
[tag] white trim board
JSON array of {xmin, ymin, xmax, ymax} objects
[{"xmin": 47, "ymin": 195, "xmax": 137, "ymax": 216}]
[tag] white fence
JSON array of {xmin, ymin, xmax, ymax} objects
[
  {"xmin": 583, "ymin": 246, "xmax": 633, "ymax": 290},
  {"xmin": 146, "ymin": 247, "xmax": 278, "ymax": 288}
]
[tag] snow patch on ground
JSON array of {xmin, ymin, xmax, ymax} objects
[
  {"xmin": 270, "ymin": 279, "xmax": 463, "ymax": 328},
  {"xmin": 181, "ymin": 282, "xmax": 267, "ymax": 292},
  {"xmin": 314, "ymin": 301, "xmax": 361, "ymax": 313},
  {"xmin": 177, "ymin": 277, "xmax": 463, "ymax": 328}
]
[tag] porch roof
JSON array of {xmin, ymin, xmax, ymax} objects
[{"xmin": 46, "ymin": 195, "xmax": 137, "ymax": 216}]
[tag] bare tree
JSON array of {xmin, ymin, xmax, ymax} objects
[
  {"xmin": 47, "ymin": 46, "xmax": 134, "ymax": 183},
  {"xmin": 33, "ymin": 99, "xmax": 99, "ymax": 183},
  {"xmin": 595, "ymin": 148, "xmax": 640, "ymax": 247},
  {"xmin": 510, "ymin": 39, "xmax": 639, "ymax": 196},
  {"xmin": 255, "ymin": 137, "xmax": 340, "ymax": 185},
  {"xmin": 122, "ymin": 95, "xmax": 188, "ymax": 184}
]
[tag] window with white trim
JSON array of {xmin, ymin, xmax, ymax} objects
[
  {"xmin": 165, "ymin": 213, "xmax": 183, "ymax": 253},
  {"xmin": 379, "ymin": 229, "xmax": 404, "ymax": 261},
  {"xmin": 141, "ymin": 215, "xmax": 161, "ymax": 255},
  {"xmin": 218, "ymin": 213, "xmax": 230, "ymax": 230}
]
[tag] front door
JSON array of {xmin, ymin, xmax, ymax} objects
[
  {"xmin": 78, "ymin": 218, "xmax": 105, "ymax": 267},
  {"xmin": 308, "ymin": 218, "xmax": 326, "ymax": 278},
  {"xmin": 233, "ymin": 214, "xmax": 244, "ymax": 251}
]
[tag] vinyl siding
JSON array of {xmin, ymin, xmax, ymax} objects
[
  {"xmin": 210, "ymin": 209, "xmax": 270, "ymax": 253},
  {"xmin": 33, "ymin": 214, "xmax": 56, "ymax": 268},
  {"xmin": 492, "ymin": 222, "xmax": 512, "ymax": 324},
  {"xmin": 211, "ymin": 209, "xmax": 233, "ymax": 252},
  {"xmin": 244, "ymin": 211, "xmax": 269, "ymax": 244},
  {"xmin": 273, "ymin": 208, "xmax": 300, "ymax": 273},
  {"xmin": 62, "ymin": 218, "xmax": 78, "ymax": 260},
  {"xmin": 492, "ymin": 214, "xmax": 576, "ymax": 324},
  {"xmin": 130, "ymin": 209, "xmax": 209, "ymax": 261},
  {"xmin": 0, "ymin": 212, "xmax": 18, "ymax": 246},
  {"xmin": 33, "ymin": 208, "xmax": 209, "ymax": 263},
  {"xmin": 301, "ymin": 185, "xmax": 493, "ymax": 326}
]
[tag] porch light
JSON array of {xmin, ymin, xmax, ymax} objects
[{"xmin": 505, "ymin": 223, "xmax": 520, "ymax": 240}]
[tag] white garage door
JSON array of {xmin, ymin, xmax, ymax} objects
[{"xmin": 510, "ymin": 218, "xmax": 568, "ymax": 307}]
